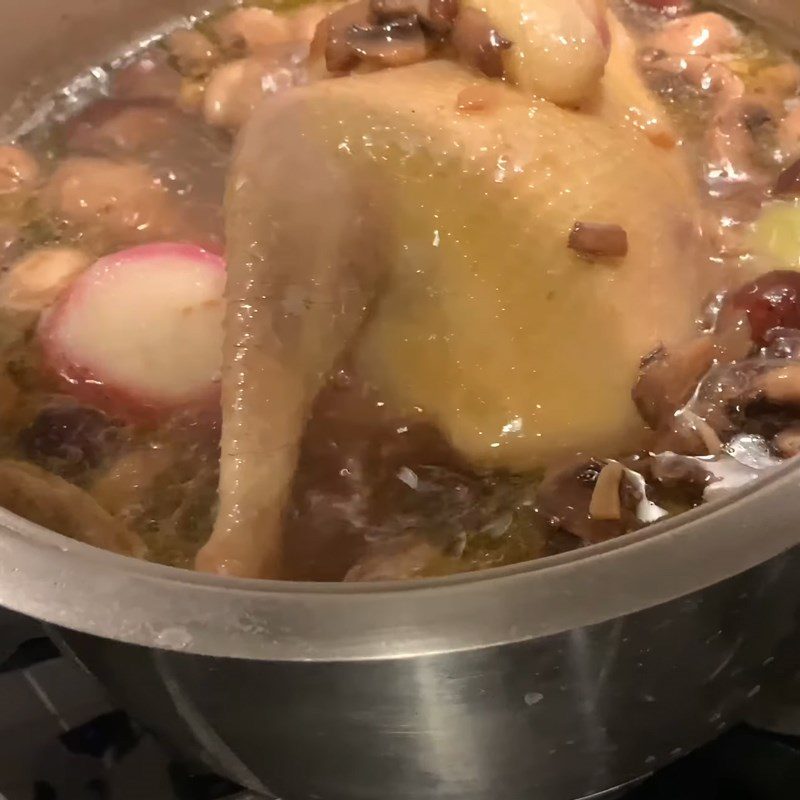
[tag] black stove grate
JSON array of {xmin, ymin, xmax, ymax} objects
[{"xmin": 0, "ymin": 610, "xmax": 797, "ymax": 800}]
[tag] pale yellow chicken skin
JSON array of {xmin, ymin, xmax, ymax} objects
[{"xmin": 197, "ymin": 28, "xmax": 713, "ymax": 578}]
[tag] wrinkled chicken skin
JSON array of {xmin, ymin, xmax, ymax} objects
[{"xmin": 197, "ymin": 18, "xmax": 711, "ymax": 577}]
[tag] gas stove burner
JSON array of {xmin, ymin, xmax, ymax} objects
[{"xmin": 0, "ymin": 609, "xmax": 797, "ymax": 800}]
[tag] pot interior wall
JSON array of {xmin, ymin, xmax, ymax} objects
[{"xmin": 0, "ymin": 0, "xmax": 218, "ymax": 136}]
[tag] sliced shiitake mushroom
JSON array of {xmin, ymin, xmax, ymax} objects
[
  {"xmin": 536, "ymin": 458, "xmax": 643, "ymax": 544},
  {"xmin": 633, "ymin": 337, "xmax": 716, "ymax": 430},
  {"xmin": 346, "ymin": 16, "xmax": 429, "ymax": 68},
  {"xmin": 369, "ymin": 0, "xmax": 457, "ymax": 32}
]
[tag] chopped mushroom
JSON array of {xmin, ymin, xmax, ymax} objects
[
  {"xmin": 632, "ymin": 336, "xmax": 716, "ymax": 431},
  {"xmin": 536, "ymin": 458, "xmax": 642, "ymax": 544},
  {"xmin": 451, "ymin": 8, "xmax": 512, "ymax": 80},
  {"xmin": 568, "ymin": 221, "xmax": 628, "ymax": 259},
  {"xmin": 346, "ymin": 17, "xmax": 429, "ymax": 67},
  {"xmin": 369, "ymin": 0, "xmax": 457, "ymax": 32},
  {"xmin": 315, "ymin": 0, "xmax": 435, "ymax": 73},
  {"xmin": 651, "ymin": 436, "xmax": 781, "ymax": 505},
  {"xmin": 588, "ymin": 461, "xmax": 624, "ymax": 520},
  {"xmin": 370, "ymin": 0, "xmax": 420, "ymax": 22},
  {"xmin": 315, "ymin": 1, "xmax": 372, "ymax": 73},
  {"xmin": 649, "ymin": 452, "xmax": 712, "ymax": 502}
]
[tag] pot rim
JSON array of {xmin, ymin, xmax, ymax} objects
[
  {"xmin": 0, "ymin": 0, "xmax": 798, "ymax": 663},
  {"xmin": 0, "ymin": 456, "xmax": 799, "ymax": 660}
]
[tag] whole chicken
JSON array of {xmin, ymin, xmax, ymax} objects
[{"xmin": 197, "ymin": 3, "xmax": 713, "ymax": 578}]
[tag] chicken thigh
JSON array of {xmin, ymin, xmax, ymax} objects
[{"xmin": 196, "ymin": 11, "xmax": 712, "ymax": 578}]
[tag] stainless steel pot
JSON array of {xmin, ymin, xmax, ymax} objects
[{"xmin": 1, "ymin": 1, "xmax": 800, "ymax": 799}]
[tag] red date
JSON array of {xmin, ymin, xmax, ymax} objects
[{"xmin": 726, "ymin": 270, "xmax": 800, "ymax": 345}]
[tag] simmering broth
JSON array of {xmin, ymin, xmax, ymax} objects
[{"xmin": 1, "ymin": 0, "xmax": 799, "ymax": 581}]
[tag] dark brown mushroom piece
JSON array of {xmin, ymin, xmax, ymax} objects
[
  {"xmin": 649, "ymin": 452, "xmax": 713, "ymax": 505},
  {"xmin": 368, "ymin": 0, "xmax": 457, "ymax": 31},
  {"xmin": 346, "ymin": 16, "xmax": 429, "ymax": 68},
  {"xmin": 632, "ymin": 336, "xmax": 716, "ymax": 430},
  {"xmin": 536, "ymin": 458, "xmax": 642, "ymax": 544},
  {"xmin": 568, "ymin": 221, "xmax": 629, "ymax": 259},
  {"xmin": 369, "ymin": 0, "xmax": 421, "ymax": 23},
  {"xmin": 451, "ymin": 8, "xmax": 512, "ymax": 80},
  {"xmin": 314, "ymin": 1, "xmax": 373, "ymax": 73},
  {"xmin": 774, "ymin": 157, "xmax": 800, "ymax": 197}
]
